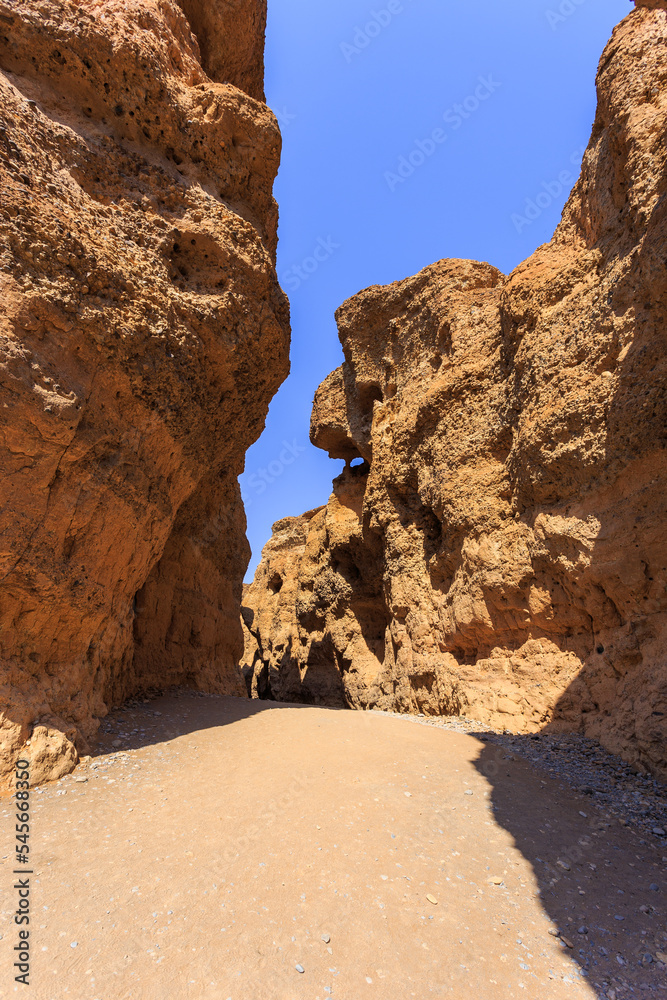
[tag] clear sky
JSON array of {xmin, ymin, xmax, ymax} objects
[{"xmin": 240, "ymin": 0, "xmax": 631, "ymax": 580}]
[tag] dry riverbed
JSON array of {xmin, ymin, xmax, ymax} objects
[{"xmin": 1, "ymin": 693, "xmax": 665, "ymax": 1000}]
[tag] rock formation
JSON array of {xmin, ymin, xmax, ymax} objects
[
  {"xmin": 242, "ymin": 1, "xmax": 667, "ymax": 778},
  {"xmin": 0, "ymin": 0, "xmax": 289, "ymax": 783}
]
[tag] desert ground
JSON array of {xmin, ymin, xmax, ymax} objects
[{"xmin": 1, "ymin": 693, "xmax": 665, "ymax": 1000}]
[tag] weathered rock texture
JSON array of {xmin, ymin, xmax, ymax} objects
[
  {"xmin": 175, "ymin": 0, "xmax": 268, "ymax": 102},
  {"xmin": 0, "ymin": 0, "xmax": 289, "ymax": 784},
  {"xmin": 243, "ymin": 2, "xmax": 667, "ymax": 778}
]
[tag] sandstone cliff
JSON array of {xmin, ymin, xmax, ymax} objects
[
  {"xmin": 242, "ymin": 1, "xmax": 667, "ymax": 778},
  {"xmin": 0, "ymin": 0, "xmax": 289, "ymax": 783}
]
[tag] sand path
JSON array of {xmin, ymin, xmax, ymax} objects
[{"xmin": 1, "ymin": 693, "xmax": 665, "ymax": 999}]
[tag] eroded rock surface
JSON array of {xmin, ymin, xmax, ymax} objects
[
  {"xmin": 243, "ymin": 3, "xmax": 667, "ymax": 778},
  {"xmin": 175, "ymin": 0, "xmax": 268, "ymax": 102},
  {"xmin": 0, "ymin": 0, "xmax": 289, "ymax": 783}
]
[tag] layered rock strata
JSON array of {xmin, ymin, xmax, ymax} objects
[
  {"xmin": 242, "ymin": 1, "xmax": 667, "ymax": 778},
  {"xmin": 0, "ymin": 0, "xmax": 289, "ymax": 783}
]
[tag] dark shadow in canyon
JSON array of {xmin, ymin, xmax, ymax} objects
[
  {"xmin": 472, "ymin": 735, "xmax": 666, "ymax": 997},
  {"xmin": 90, "ymin": 689, "xmax": 332, "ymax": 759}
]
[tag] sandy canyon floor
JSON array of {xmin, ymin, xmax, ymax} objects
[{"xmin": 1, "ymin": 694, "xmax": 665, "ymax": 1000}]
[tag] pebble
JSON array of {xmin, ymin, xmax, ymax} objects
[
  {"xmin": 649, "ymin": 883, "xmax": 659, "ymax": 891},
  {"xmin": 426, "ymin": 894, "xmax": 438, "ymax": 905},
  {"xmin": 577, "ymin": 926, "xmax": 588, "ymax": 935},
  {"xmin": 652, "ymin": 827, "xmax": 665, "ymax": 836},
  {"xmin": 321, "ymin": 934, "xmax": 330, "ymax": 944},
  {"xmin": 295, "ymin": 964, "xmax": 304, "ymax": 974},
  {"xmin": 464, "ymin": 790, "xmax": 473, "ymax": 796}
]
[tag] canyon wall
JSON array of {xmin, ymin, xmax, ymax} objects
[
  {"xmin": 242, "ymin": 1, "xmax": 667, "ymax": 778},
  {"xmin": 0, "ymin": 0, "xmax": 289, "ymax": 783}
]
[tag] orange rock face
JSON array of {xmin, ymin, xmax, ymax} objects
[
  {"xmin": 0, "ymin": 0, "xmax": 289, "ymax": 784},
  {"xmin": 242, "ymin": 4, "xmax": 667, "ymax": 778},
  {"xmin": 175, "ymin": 0, "xmax": 268, "ymax": 102}
]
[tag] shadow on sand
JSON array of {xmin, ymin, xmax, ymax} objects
[
  {"xmin": 90, "ymin": 688, "xmax": 334, "ymax": 758},
  {"xmin": 472, "ymin": 735, "xmax": 666, "ymax": 998},
  {"xmin": 91, "ymin": 690, "xmax": 666, "ymax": 997}
]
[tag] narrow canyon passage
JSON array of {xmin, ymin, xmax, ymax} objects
[{"xmin": 2, "ymin": 694, "xmax": 664, "ymax": 1000}]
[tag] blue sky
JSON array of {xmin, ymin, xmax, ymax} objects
[{"xmin": 240, "ymin": 0, "xmax": 630, "ymax": 580}]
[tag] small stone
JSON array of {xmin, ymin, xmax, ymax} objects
[
  {"xmin": 464, "ymin": 790, "xmax": 473, "ymax": 796},
  {"xmin": 579, "ymin": 811, "xmax": 588, "ymax": 818},
  {"xmin": 649, "ymin": 883, "xmax": 659, "ymax": 892},
  {"xmin": 70, "ymin": 941, "xmax": 78, "ymax": 948},
  {"xmin": 557, "ymin": 860, "xmax": 571, "ymax": 871},
  {"xmin": 321, "ymin": 934, "xmax": 330, "ymax": 944},
  {"xmin": 490, "ymin": 877, "xmax": 503, "ymax": 885},
  {"xmin": 404, "ymin": 792, "xmax": 411, "ymax": 797},
  {"xmin": 112, "ymin": 739, "xmax": 122, "ymax": 747},
  {"xmin": 652, "ymin": 827, "xmax": 666, "ymax": 837},
  {"xmin": 426, "ymin": 894, "xmax": 438, "ymax": 905},
  {"xmin": 295, "ymin": 964, "xmax": 304, "ymax": 974},
  {"xmin": 614, "ymin": 915, "xmax": 624, "ymax": 921},
  {"xmin": 655, "ymin": 950, "xmax": 667, "ymax": 963},
  {"xmin": 577, "ymin": 926, "xmax": 588, "ymax": 935},
  {"xmin": 561, "ymin": 937, "xmax": 574, "ymax": 949},
  {"xmin": 75, "ymin": 777, "xmax": 88, "ymax": 783},
  {"xmin": 548, "ymin": 928, "xmax": 560, "ymax": 937}
]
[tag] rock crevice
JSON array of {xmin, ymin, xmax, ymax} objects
[{"xmin": 243, "ymin": 3, "xmax": 667, "ymax": 778}]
